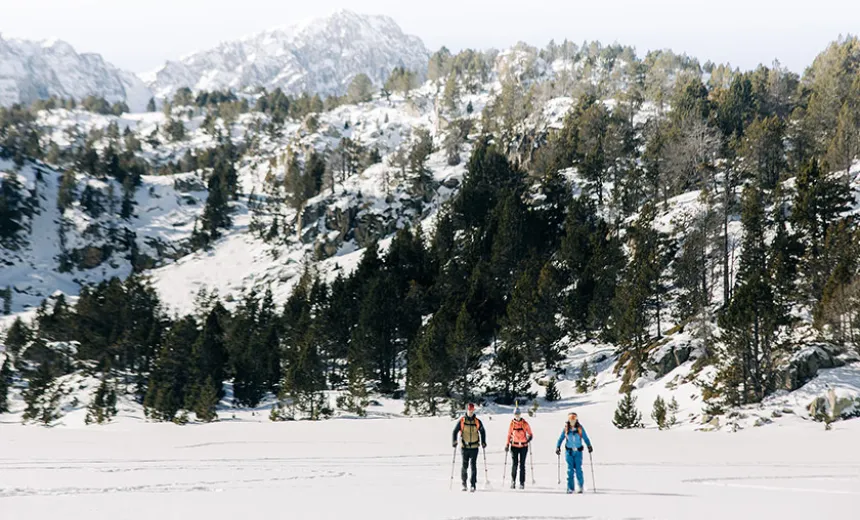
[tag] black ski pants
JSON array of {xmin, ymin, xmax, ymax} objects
[
  {"xmin": 461, "ymin": 448, "xmax": 479, "ymax": 487},
  {"xmin": 511, "ymin": 446, "xmax": 528, "ymax": 485}
]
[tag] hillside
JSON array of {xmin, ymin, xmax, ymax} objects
[{"xmin": 1, "ymin": 32, "xmax": 860, "ymax": 434}]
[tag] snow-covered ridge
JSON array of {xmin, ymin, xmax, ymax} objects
[
  {"xmin": 0, "ymin": 35, "xmax": 151, "ymax": 111},
  {"xmin": 143, "ymin": 10, "xmax": 429, "ymax": 100}
]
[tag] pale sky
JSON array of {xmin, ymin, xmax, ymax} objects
[{"xmin": 2, "ymin": 0, "xmax": 858, "ymax": 75}]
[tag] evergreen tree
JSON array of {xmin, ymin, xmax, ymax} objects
[
  {"xmin": 0, "ymin": 173, "xmax": 27, "ymax": 246},
  {"xmin": 0, "ymin": 357, "xmax": 12, "ymax": 413},
  {"xmin": 192, "ymin": 304, "xmax": 228, "ymax": 399},
  {"xmin": 492, "ymin": 341, "xmax": 530, "ymax": 405},
  {"xmin": 544, "ymin": 377, "xmax": 560, "ymax": 402},
  {"xmin": 407, "ymin": 312, "xmax": 452, "ymax": 416},
  {"xmin": 668, "ymin": 396, "xmax": 680, "ymax": 427},
  {"xmin": 56, "ymin": 170, "xmax": 77, "ymax": 211},
  {"xmin": 612, "ymin": 205, "xmax": 671, "ymax": 372},
  {"xmin": 144, "ymin": 317, "xmax": 198, "ymax": 421},
  {"xmin": 651, "ymin": 395, "xmax": 668, "ymax": 429},
  {"xmin": 575, "ymin": 360, "xmax": 595, "ymax": 393},
  {"xmin": 85, "ymin": 378, "xmax": 118, "ymax": 425},
  {"xmin": 201, "ymin": 166, "xmax": 232, "ymax": 240},
  {"xmin": 194, "ymin": 376, "xmax": 219, "ymax": 422},
  {"xmin": 792, "ymin": 158, "xmax": 852, "ymax": 303},
  {"xmin": 612, "ymin": 389, "xmax": 644, "ymax": 429},
  {"xmin": 146, "ymin": 98, "xmax": 156, "ymax": 112},
  {"xmin": 718, "ymin": 185, "xmax": 782, "ymax": 405},
  {"xmin": 347, "ymin": 73, "xmax": 374, "ymax": 104},
  {"xmin": 449, "ymin": 304, "xmax": 482, "ymax": 408}
]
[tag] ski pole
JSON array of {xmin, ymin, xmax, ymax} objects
[
  {"xmin": 449, "ymin": 445, "xmax": 457, "ymax": 490},
  {"xmin": 482, "ymin": 446, "xmax": 491, "ymax": 488},
  {"xmin": 502, "ymin": 447, "xmax": 508, "ymax": 487},
  {"xmin": 557, "ymin": 451, "xmax": 561, "ymax": 487},
  {"xmin": 588, "ymin": 449, "xmax": 596, "ymax": 493},
  {"xmin": 529, "ymin": 445, "xmax": 536, "ymax": 485}
]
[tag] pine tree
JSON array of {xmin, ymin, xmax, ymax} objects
[
  {"xmin": 612, "ymin": 205, "xmax": 671, "ymax": 372},
  {"xmin": 449, "ymin": 304, "xmax": 482, "ymax": 408},
  {"xmin": 56, "ymin": 170, "xmax": 77, "ymax": 211},
  {"xmin": 201, "ymin": 166, "xmax": 232, "ymax": 240},
  {"xmin": 0, "ymin": 357, "xmax": 12, "ymax": 413},
  {"xmin": 792, "ymin": 158, "xmax": 852, "ymax": 303},
  {"xmin": 612, "ymin": 390, "xmax": 643, "ymax": 429},
  {"xmin": 668, "ymin": 396, "xmax": 680, "ymax": 427},
  {"xmin": 338, "ymin": 364, "xmax": 370, "ymax": 417},
  {"xmin": 194, "ymin": 376, "xmax": 219, "ymax": 422},
  {"xmin": 718, "ymin": 185, "xmax": 781, "ymax": 405},
  {"xmin": 651, "ymin": 395, "xmax": 668, "ymax": 429},
  {"xmin": 0, "ymin": 173, "xmax": 27, "ymax": 246},
  {"xmin": 407, "ymin": 312, "xmax": 452, "ymax": 416},
  {"xmin": 85, "ymin": 378, "xmax": 118, "ymax": 425},
  {"xmin": 146, "ymin": 98, "xmax": 156, "ymax": 112},
  {"xmin": 347, "ymin": 73, "xmax": 374, "ymax": 104},
  {"xmin": 544, "ymin": 377, "xmax": 560, "ymax": 402},
  {"xmin": 144, "ymin": 317, "xmax": 198, "ymax": 421},
  {"xmin": 492, "ymin": 341, "xmax": 530, "ymax": 405},
  {"xmin": 575, "ymin": 361, "xmax": 595, "ymax": 394}
]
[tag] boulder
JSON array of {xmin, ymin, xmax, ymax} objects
[
  {"xmin": 753, "ymin": 416, "xmax": 773, "ymax": 427},
  {"xmin": 649, "ymin": 343, "xmax": 693, "ymax": 378},
  {"xmin": 776, "ymin": 343, "xmax": 846, "ymax": 391}
]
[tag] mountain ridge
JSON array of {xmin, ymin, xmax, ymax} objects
[{"xmin": 143, "ymin": 10, "xmax": 429, "ymax": 100}]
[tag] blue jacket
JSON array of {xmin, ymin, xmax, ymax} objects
[{"xmin": 557, "ymin": 422, "xmax": 591, "ymax": 450}]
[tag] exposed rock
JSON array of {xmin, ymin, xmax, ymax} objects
[
  {"xmin": 649, "ymin": 343, "xmax": 693, "ymax": 378},
  {"xmin": 442, "ymin": 177, "xmax": 461, "ymax": 190},
  {"xmin": 753, "ymin": 416, "xmax": 772, "ymax": 427},
  {"xmin": 775, "ymin": 343, "xmax": 846, "ymax": 391}
]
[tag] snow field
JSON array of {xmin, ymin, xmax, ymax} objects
[{"xmin": 1, "ymin": 410, "xmax": 858, "ymax": 520}]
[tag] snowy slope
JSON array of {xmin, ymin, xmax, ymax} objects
[
  {"xmin": 0, "ymin": 36, "xmax": 151, "ymax": 111},
  {"xmin": 144, "ymin": 10, "xmax": 429, "ymax": 100}
]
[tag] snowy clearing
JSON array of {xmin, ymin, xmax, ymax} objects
[{"xmin": 1, "ymin": 412, "xmax": 857, "ymax": 520}]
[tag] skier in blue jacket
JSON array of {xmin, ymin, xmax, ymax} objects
[{"xmin": 555, "ymin": 412, "xmax": 593, "ymax": 494}]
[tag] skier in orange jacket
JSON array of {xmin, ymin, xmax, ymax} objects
[{"xmin": 504, "ymin": 406, "xmax": 533, "ymax": 489}]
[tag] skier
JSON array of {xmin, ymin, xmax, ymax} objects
[
  {"xmin": 452, "ymin": 402, "xmax": 487, "ymax": 492},
  {"xmin": 504, "ymin": 406, "xmax": 533, "ymax": 489},
  {"xmin": 555, "ymin": 412, "xmax": 593, "ymax": 494}
]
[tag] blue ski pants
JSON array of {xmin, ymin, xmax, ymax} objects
[{"xmin": 565, "ymin": 448, "xmax": 584, "ymax": 491}]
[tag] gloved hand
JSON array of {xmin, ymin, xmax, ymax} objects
[
  {"xmin": 527, "ymin": 435, "xmax": 533, "ymax": 442},
  {"xmin": 588, "ymin": 445, "xmax": 593, "ymax": 454},
  {"xmin": 504, "ymin": 445, "xmax": 510, "ymax": 453},
  {"xmin": 555, "ymin": 448, "xmax": 560, "ymax": 456},
  {"xmin": 577, "ymin": 447, "xmax": 584, "ymax": 452},
  {"xmin": 452, "ymin": 442, "xmax": 458, "ymax": 448},
  {"xmin": 482, "ymin": 443, "xmax": 487, "ymax": 449}
]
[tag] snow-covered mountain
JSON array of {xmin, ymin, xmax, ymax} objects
[
  {"xmin": 143, "ymin": 10, "xmax": 429, "ymax": 100},
  {"xmin": 0, "ymin": 35, "xmax": 151, "ymax": 112}
]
